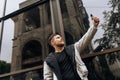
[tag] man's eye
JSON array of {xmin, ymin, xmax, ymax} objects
[{"xmin": 57, "ymin": 37, "xmax": 60, "ymax": 39}]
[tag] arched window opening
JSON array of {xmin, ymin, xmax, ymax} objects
[{"xmin": 22, "ymin": 40, "xmax": 42, "ymax": 69}]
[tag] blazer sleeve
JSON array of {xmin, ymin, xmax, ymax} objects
[
  {"xmin": 74, "ymin": 26, "xmax": 97, "ymax": 53},
  {"xmin": 44, "ymin": 61, "xmax": 53, "ymax": 80}
]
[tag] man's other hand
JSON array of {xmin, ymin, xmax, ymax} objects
[{"xmin": 92, "ymin": 16, "xmax": 100, "ymax": 27}]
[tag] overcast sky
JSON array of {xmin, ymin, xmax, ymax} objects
[{"xmin": 0, "ymin": 0, "xmax": 110, "ymax": 63}]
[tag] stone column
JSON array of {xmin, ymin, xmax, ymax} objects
[
  {"xmin": 11, "ymin": 15, "xmax": 22, "ymax": 71},
  {"xmin": 12, "ymin": 16, "xmax": 19, "ymax": 38},
  {"xmin": 11, "ymin": 15, "xmax": 23, "ymax": 80},
  {"xmin": 49, "ymin": 0, "xmax": 65, "ymax": 42},
  {"xmin": 18, "ymin": 13, "xmax": 26, "ymax": 34},
  {"xmin": 65, "ymin": 0, "xmax": 85, "ymax": 34},
  {"xmin": 38, "ymin": 5, "xmax": 46, "ymax": 60}
]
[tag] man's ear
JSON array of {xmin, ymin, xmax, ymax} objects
[{"xmin": 50, "ymin": 40, "xmax": 54, "ymax": 46}]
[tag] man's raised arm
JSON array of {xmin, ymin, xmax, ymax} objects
[{"xmin": 75, "ymin": 16, "xmax": 100, "ymax": 53}]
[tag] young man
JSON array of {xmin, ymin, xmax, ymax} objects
[{"xmin": 44, "ymin": 16, "xmax": 100, "ymax": 80}]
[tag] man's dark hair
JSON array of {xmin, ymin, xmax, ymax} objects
[{"xmin": 48, "ymin": 33, "xmax": 61, "ymax": 45}]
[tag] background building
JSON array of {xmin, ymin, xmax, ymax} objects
[{"xmin": 11, "ymin": 0, "xmax": 90, "ymax": 79}]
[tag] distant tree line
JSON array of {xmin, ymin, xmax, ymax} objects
[
  {"xmin": 94, "ymin": 0, "xmax": 120, "ymax": 80},
  {"xmin": 0, "ymin": 60, "xmax": 10, "ymax": 80}
]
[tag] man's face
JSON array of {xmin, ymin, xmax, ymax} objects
[{"xmin": 51, "ymin": 34, "xmax": 65, "ymax": 47}]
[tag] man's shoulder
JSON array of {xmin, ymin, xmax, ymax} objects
[
  {"xmin": 65, "ymin": 44, "xmax": 75, "ymax": 56},
  {"xmin": 65, "ymin": 44, "xmax": 74, "ymax": 50},
  {"xmin": 45, "ymin": 52, "xmax": 55, "ymax": 61}
]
